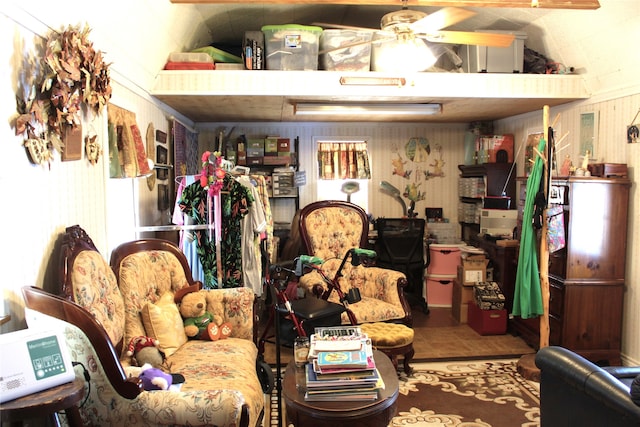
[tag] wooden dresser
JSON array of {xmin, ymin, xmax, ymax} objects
[{"xmin": 510, "ymin": 176, "xmax": 631, "ymax": 365}]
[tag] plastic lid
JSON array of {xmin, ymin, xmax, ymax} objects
[
  {"xmin": 191, "ymin": 46, "xmax": 242, "ymax": 63},
  {"xmin": 261, "ymin": 24, "xmax": 323, "ymax": 33}
]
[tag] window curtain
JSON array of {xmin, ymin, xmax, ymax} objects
[{"xmin": 317, "ymin": 142, "xmax": 371, "ymax": 180}]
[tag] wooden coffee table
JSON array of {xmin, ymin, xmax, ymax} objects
[{"xmin": 283, "ymin": 350, "xmax": 399, "ymax": 427}]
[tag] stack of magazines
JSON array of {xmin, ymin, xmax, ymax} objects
[{"xmin": 304, "ymin": 326, "xmax": 384, "ymax": 401}]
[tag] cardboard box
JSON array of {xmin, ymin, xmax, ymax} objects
[
  {"xmin": 468, "ymin": 302, "xmax": 507, "ymax": 335},
  {"xmin": 457, "ymin": 259, "xmax": 487, "ymax": 285},
  {"xmin": 247, "ymin": 138, "xmax": 265, "ymax": 150},
  {"xmin": 277, "ymin": 138, "xmax": 291, "ymax": 152},
  {"xmin": 452, "ymin": 279, "xmax": 474, "ymax": 323},
  {"xmin": 247, "ymin": 148, "xmax": 265, "ymax": 157},
  {"xmin": 272, "ymin": 187, "xmax": 298, "ymax": 197},
  {"xmin": 265, "ymin": 137, "xmax": 278, "ymax": 154}
]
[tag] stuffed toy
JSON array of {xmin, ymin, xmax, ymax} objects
[
  {"xmin": 126, "ymin": 335, "xmax": 164, "ymax": 368},
  {"xmin": 178, "ymin": 290, "xmax": 232, "ymax": 340},
  {"xmin": 139, "ymin": 363, "xmax": 173, "ymax": 391}
]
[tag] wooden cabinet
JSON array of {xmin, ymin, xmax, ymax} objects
[
  {"xmin": 509, "ymin": 176, "xmax": 631, "ymax": 365},
  {"xmin": 458, "ymin": 163, "xmax": 517, "ymax": 241}
]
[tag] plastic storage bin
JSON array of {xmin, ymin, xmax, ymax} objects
[
  {"xmin": 426, "ymin": 274, "xmax": 455, "ymax": 307},
  {"xmin": 459, "ymin": 31, "xmax": 527, "ymax": 73},
  {"xmin": 262, "ymin": 24, "xmax": 322, "ymax": 70},
  {"xmin": 427, "ymin": 243, "xmax": 462, "ymax": 276},
  {"xmin": 320, "ymin": 29, "xmax": 372, "ymax": 71}
]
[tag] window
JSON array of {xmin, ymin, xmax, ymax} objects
[{"xmin": 315, "ymin": 138, "xmax": 371, "ymax": 212}]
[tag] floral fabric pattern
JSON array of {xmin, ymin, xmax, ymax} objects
[
  {"xmin": 62, "ymin": 246, "xmax": 264, "ymax": 426},
  {"xmin": 302, "ymin": 206, "xmax": 366, "ymax": 261},
  {"xmin": 299, "ymin": 259, "xmax": 408, "ymax": 324},
  {"xmin": 116, "ymin": 250, "xmax": 194, "ymax": 352},
  {"xmin": 71, "ymin": 250, "xmax": 125, "ymax": 345},
  {"xmin": 32, "ymin": 318, "xmax": 263, "ymax": 427}
]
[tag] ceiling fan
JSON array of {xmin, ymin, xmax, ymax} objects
[{"xmin": 316, "ymin": 1, "xmax": 516, "ymax": 56}]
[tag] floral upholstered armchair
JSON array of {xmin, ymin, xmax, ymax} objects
[
  {"xmin": 297, "ymin": 200, "xmax": 412, "ymax": 326},
  {"xmin": 23, "ymin": 225, "xmax": 264, "ymax": 427}
]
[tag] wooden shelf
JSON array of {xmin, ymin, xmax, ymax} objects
[{"xmin": 151, "ymin": 71, "xmax": 590, "ymax": 123}]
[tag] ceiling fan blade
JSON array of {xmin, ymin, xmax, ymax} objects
[
  {"xmin": 313, "ymin": 22, "xmax": 378, "ymax": 32},
  {"xmin": 319, "ymin": 36, "xmax": 395, "ymax": 56},
  {"xmin": 410, "ymin": 7, "xmax": 476, "ymax": 33},
  {"xmin": 425, "ymin": 30, "xmax": 515, "ymax": 47}
]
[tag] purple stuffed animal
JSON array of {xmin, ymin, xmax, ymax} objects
[{"xmin": 139, "ymin": 363, "xmax": 173, "ymax": 391}]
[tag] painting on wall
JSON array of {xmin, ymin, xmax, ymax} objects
[
  {"xmin": 579, "ymin": 112, "xmax": 598, "ymax": 156},
  {"xmin": 524, "ymin": 132, "xmax": 544, "ymax": 176},
  {"xmin": 389, "ymin": 137, "xmax": 446, "ymax": 209}
]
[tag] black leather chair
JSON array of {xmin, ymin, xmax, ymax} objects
[
  {"xmin": 535, "ymin": 346, "xmax": 640, "ymax": 427},
  {"xmin": 374, "ymin": 218, "xmax": 428, "ymax": 313}
]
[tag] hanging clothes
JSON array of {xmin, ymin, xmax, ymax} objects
[
  {"xmin": 250, "ymin": 174, "xmax": 274, "ymax": 263},
  {"xmin": 237, "ymin": 175, "xmax": 267, "ymax": 296},
  {"xmin": 513, "ymin": 137, "xmax": 546, "ymax": 319},
  {"xmin": 172, "ymin": 176, "xmax": 205, "ymax": 284},
  {"xmin": 179, "ymin": 174, "xmax": 253, "ymax": 289}
]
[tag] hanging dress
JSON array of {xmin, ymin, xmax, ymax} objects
[{"xmin": 179, "ymin": 174, "xmax": 253, "ymax": 289}]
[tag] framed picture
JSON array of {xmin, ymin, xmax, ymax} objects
[
  {"xmin": 156, "ymin": 146, "xmax": 168, "ymax": 180},
  {"xmin": 524, "ymin": 132, "xmax": 544, "ymax": 176},
  {"xmin": 580, "ymin": 112, "xmax": 598, "ymax": 156},
  {"xmin": 157, "ymin": 184, "xmax": 169, "ymax": 211}
]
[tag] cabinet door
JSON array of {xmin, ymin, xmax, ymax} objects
[
  {"xmin": 561, "ymin": 282, "xmax": 624, "ymax": 353},
  {"xmin": 566, "ymin": 179, "xmax": 630, "ymax": 280}
]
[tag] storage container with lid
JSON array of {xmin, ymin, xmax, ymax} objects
[
  {"xmin": 320, "ymin": 29, "xmax": 372, "ymax": 71},
  {"xmin": 261, "ymin": 24, "xmax": 323, "ymax": 70},
  {"xmin": 425, "ymin": 273, "xmax": 455, "ymax": 307},
  {"xmin": 427, "ymin": 243, "xmax": 463, "ymax": 276}
]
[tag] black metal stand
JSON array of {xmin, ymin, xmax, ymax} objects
[{"xmin": 274, "ymin": 303, "xmax": 283, "ymax": 427}]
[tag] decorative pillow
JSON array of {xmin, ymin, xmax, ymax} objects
[
  {"xmin": 141, "ymin": 292, "xmax": 188, "ymax": 357},
  {"xmin": 631, "ymin": 374, "xmax": 640, "ymax": 406}
]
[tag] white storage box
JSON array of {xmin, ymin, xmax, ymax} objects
[
  {"xmin": 459, "ymin": 31, "xmax": 527, "ymax": 73},
  {"xmin": 262, "ymin": 24, "xmax": 322, "ymax": 70},
  {"xmin": 320, "ymin": 29, "xmax": 372, "ymax": 71}
]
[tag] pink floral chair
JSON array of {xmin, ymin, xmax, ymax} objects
[
  {"xmin": 24, "ymin": 225, "xmax": 264, "ymax": 427},
  {"xmin": 297, "ymin": 201, "xmax": 412, "ymax": 326}
]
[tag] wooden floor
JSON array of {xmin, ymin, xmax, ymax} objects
[{"xmin": 257, "ymin": 304, "xmax": 536, "ymax": 366}]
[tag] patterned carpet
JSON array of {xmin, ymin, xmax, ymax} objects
[{"xmin": 265, "ymin": 358, "xmax": 540, "ymax": 427}]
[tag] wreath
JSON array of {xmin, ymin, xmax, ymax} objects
[{"xmin": 14, "ymin": 24, "xmax": 112, "ymax": 165}]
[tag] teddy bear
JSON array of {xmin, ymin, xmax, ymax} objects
[
  {"xmin": 126, "ymin": 335, "xmax": 165, "ymax": 368},
  {"xmin": 178, "ymin": 290, "xmax": 232, "ymax": 340}
]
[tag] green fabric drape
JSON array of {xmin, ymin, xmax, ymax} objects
[{"xmin": 512, "ymin": 137, "xmax": 546, "ymax": 319}]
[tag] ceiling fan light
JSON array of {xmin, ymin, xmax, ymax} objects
[
  {"xmin": 372, "ymin": 36, "xmax": 437, "ymax": 72},
  {"xmin": 294, "ymin": 103, "xmax": 442, "ymax": 116}
]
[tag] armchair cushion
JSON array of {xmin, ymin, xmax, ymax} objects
[
  {"xmin": 300, "ymin": 259, "xmax": 408, "ymax": 324},
  {"xmin": 115, "ymin": 249, "xmax": 196, "ymax": 354},
  {"xmin": 70, "ymin": 249, "xmax": 125, "ymax": 346},
  {"xmin": 140, "ymin": 292, "xmax": 187, "ymax": 356}
]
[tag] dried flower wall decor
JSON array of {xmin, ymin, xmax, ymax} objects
[{"xmin": 13, "ymin": 23, "xmax": 112, "ymax": 166}]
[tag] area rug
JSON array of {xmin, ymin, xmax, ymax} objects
[
  {"xmin": 264, "ymin": 359, "xmax": 540, "ymax": 427},
  {"xmin": 391, "ymin": 359, "xmax": 540, "ymax": 427}
]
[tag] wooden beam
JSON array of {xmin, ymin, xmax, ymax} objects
[{"xmin": 170, "ymin": 0, "xmax": 600, "ymax": 9}]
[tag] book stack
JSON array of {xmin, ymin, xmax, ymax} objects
[{"xmin": 304, "ymin": 326, "xmax": 384, "ymax": 402}]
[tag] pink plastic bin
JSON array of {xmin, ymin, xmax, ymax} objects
[{"xmin": 427, "ymin": 244, "xmax": 462, "ymax": 276}]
